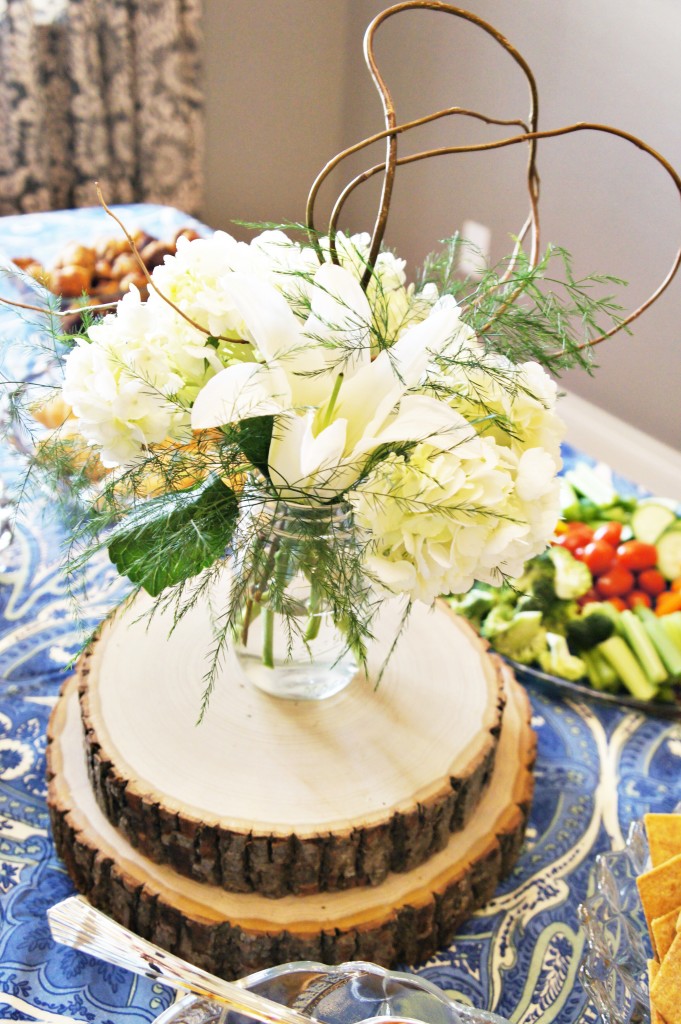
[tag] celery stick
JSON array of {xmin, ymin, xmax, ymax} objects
[
  {"xmin": 660, "ymin": 612, "xmax": 681, "ymax": 650},
  {"xmin": 598, "ymin": 636, "xmax": 659, "ymax": 701},
  {"xmin": 619, "ymin": 609, "xmax": 668, "ymax": 685},
  {"xmin": 582, "ymin": 648, "xmax": 620, "ymax": 692},
  {"xmin": 634, "ymin": 605, "xmax": 681, "ymax": 676}
]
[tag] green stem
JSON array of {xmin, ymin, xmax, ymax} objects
[
  {"xmin": 262, "ymin": 607, "xmax": 275, "ymax": 668},
  {"xmin": 261, "ymin": 543, "xmax": 291, "ymax": 669},
  {"xmin": 321, "ymin": 373, "xmax": 343, "ymax": 429},
  {"xmin": 304, "ymin": 576, "xmax": 322, "ymax": 641}
]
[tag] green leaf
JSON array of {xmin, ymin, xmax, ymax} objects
[
  {"xmin": 108, "ymin": 478, "xmax": 238, "ymax": 597},
  {"xmin": 225, "ymin": 415, "xmax": 273, "ymax": 477}
]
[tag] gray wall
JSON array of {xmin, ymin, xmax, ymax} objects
[{"xmin": 202, "ymin": 1, "xmax": 681, "ymax": 450}]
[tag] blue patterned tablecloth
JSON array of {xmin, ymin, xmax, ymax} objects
[{"xmin": 0, "ymin": 206, "xmax": 679, "ymax": 1024}]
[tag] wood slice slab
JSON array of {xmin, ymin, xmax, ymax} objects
[
  {"xmin": 47, "ymin": 663, "xmax": 535, "ymax": 977},
  {"xmin": 76, "ymin": 594, "xmax": 506, "ymax": 897}
]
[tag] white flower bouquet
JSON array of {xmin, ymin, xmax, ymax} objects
[{"xmin": 8, "ymin": 218, "xmax": 623, "ymax": 708}]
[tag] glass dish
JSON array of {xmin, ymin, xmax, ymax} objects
[
  {"xmin": 153, "ymin": 961, "xmax": 511, "ymax": 1024},
  {"xmin": 509, "ymin": 658, "xmax": 681, "ymax": 720},
  {"xmin": 578, "ymin": 803, "xmax": 681, "ymax": 1024}
]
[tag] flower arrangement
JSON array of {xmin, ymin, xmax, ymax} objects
[
  {"xmin": 6, "ymin": 217, "xmax": 625, "ymax": 708},
  {"xmin": 3, "ymin": 2, "xmax": 679, "ymax": 710}
]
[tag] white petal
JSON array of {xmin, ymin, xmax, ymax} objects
[
  {"xmin": 388, "ymin": 304, "xmax": 464, "ymax": 388},
  {"xmin": 268, "ymin": 413, "xmax": 310, "ymax": 495},
  {"xmin": 304, "ymin": 262, "xmax": 372, "ymax": 377},
  {"xmin": 356, "ymin": 395, "xmax": 478, "ymax": 457},
  {"xmin": 217, "ymin": 272, "xmax": 303, "ymax": 362},
  {"xmin": 300, "ymin": 417, "xmax": 348, "ymax": 479},
  {"xmin": 190, "ymin": 361, "xmax": 289, "ymax": 429}
]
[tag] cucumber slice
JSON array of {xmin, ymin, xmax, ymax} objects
[
  {"xmin": 657, "ymin": 525, "xmax": 681, "ymax": 580},
  {"xmin": 631, "ymin": 502, "xmax": 677, "ymax": 544},
  {"xmin": 564, "ymin": 465, "xmax": 616, "ymax": 507}
]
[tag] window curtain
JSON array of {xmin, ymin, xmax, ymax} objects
[{"xmin": 0, "ymin": 0, "xmax": 203, "ymax": 215}]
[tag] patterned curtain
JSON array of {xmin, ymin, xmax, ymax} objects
[{"xmin": 0, "ymin": 0, "xmax": 204, "ymax": 215}]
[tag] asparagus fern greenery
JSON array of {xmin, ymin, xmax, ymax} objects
[{"xmin": 0, "ymin": 225, "xmax": 626, "ymax": 711}]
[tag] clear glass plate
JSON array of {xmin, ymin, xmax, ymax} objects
[
  {"xmin": 153, "ymin": 961, "xmax": 512, "ymax": 1024},
  {"xmin": 578, "ymin": 803, "xmax": 681, "ymax": 1024}
]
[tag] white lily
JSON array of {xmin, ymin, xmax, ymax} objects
[{"xmin": 191, "ymin": 262, "xmax": 476, "ymax": 500}]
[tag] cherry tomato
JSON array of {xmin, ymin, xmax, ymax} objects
[
  {"xmin": 580, "ymin": 540, "xmax": 617, "ymax": 575},
  {"xmin": 577, "ymin": 587, "xmax": 599, "ymax": 607},
  {"xmin": 671, "ymin": 578, "xmax": 681, "ymax": 593},
  {"xmin": 596, "ymin": 566, "xmax": 635, "ymax": 598},
  {"xmin": 655, "ymin": 591, "xmax": 681, "ymax": 616},
  {"xmin": 593, "ymin": 521, "xmax": 623, "ymax": 547},
  {"xmin": 554, "ymin": 524, "xmax": 594, "ymax": 554},
  {"xmin": 627, "ymin": 590, "xmax": 652, "ymax": 609},
  {"xmin": 637, "ymin": 568, "xmax": 667, "ymax": 597},
  {"xmin": 607, "ymin": 597, "xmax": 628, "ymax": 612},
  {"xmin": 615, "ymin": 540, "xmax": 658, "ymax": 571}
]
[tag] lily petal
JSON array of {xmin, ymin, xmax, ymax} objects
[
  {"xmin": 354, "ymin": 394, "xmax": 479, "ymax": 457},
  {"xmin": 337, "ymin": 304, "xmax": 466, "ymax": 449},
  {"xmin": 300, "ymin": 416, "xmax": 348, "ymax": 479},
  {"xmin": 217, "ymin": 272, "xmax": 305, "ymax": 363},
  {"xmin": 191, "ymin": 361, "xmax": 289, "ymax": 429},
  {"xmin": 304, "ymin": 262, "xmax": 373, "ymax": 378}
]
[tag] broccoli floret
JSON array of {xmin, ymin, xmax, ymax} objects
[
  {"xmin": 514, "ymin": 551, "xmax": 555, "ymax": 595},
  {"xmin": 446, "ymin": 586, "xmax": 495, "ymax": 630},
  {"xmin": 538, "ymin": 632, "xmax": 587, "ymax": 681},
  {"xmin": 480, "ymin": 602, "xmax": 516, "ymax": 636},
  {"xmin": 547, "ymin": 545, "xmax": 593, "ymax": 600},
  {"xmin": 484, "ymin": 609, "xmax": 548, "ymax": 665},
  {"xmin": 566, "ymin": 612, "xmax": 615, "ymax": 653}
]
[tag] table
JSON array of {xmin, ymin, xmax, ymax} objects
[{"xmin": 0, "ymin": 205, "xmax": 679, "ymax": 1024}]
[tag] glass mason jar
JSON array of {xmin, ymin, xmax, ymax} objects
[{"xmin": 231, "ymin": 492, "xmax": 365, "ymax": 700}]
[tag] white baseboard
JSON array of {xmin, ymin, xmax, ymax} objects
[{"xmin": 558, "ymin": 391, "xmax": 681, "ymax": 501}]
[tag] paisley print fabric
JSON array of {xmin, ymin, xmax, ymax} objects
[
  {"xmin": 0, "ymin": 206, "xmax": 680, "ymax": 1024},
  {"xmin": 0, "ymin": 0, "xmax": 203, "ymax": 215}
]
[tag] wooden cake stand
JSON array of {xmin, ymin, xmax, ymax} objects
[{"xmin": 47, "ymin": 594, "xmax": 536, "ymax": 976}]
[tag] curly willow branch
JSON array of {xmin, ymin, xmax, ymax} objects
[
  {"xmin": 330, "ymin": 123, "xmax": 681, "ymax": 349},
  {"xmin": 306, "ymin": 1, "xmax": 541, "ymax": 289},
  {"xmin": 310, "ymin": 1, "xmax": 680, "ymax": 348}
]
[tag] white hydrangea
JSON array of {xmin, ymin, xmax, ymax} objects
[
  {"xmin": 349, "ymin": 349, "xmax": 565, "ymax": 603},
  {"xmin": 62, "ymin": 289, "xmax": 220, "ymax": 467},
  {"xmin": 442, "ymin": 334, "xmax": 564, "ymax": 463}
]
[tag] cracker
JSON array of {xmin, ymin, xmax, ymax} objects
[
  {"xmin": 644, "ymin": 813, "xmax": 681, "ymax": 868},
  {"xmin": 636, "ymin": 852, "xmax": 681, "ymax": 930},
  {"xmin": 651, "ymin": 931, "xmax": 681, "ymax": 1024},
  {"xmin": 651, "ymin": 905, "xmax": 681, "ymax": 960},
  {"xmin": 648, "ymin": 960, "xmax": 668, "ymax": 1024}
]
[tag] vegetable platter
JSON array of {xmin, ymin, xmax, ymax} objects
[{"xmin": 448, "ymin": 457, "xmax": 681, "ymax": 716}]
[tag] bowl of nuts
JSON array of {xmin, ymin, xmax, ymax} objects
[{"xmin": 7, "ymin": 224, "xmax": 202, "ymax": 332}]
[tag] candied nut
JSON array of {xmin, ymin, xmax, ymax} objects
[
  {"xmin": 132, "ymin": 230, "xmax": 155, "ymax": 250},
  {"xmin": 51, "ymin": 264, "xmax": 93, "ymax": 297},
  {"xmin": 30, "ymin": 394, "xmax": 73, "ymax": 429},
  {"xmin": 103, "ymin": 238, "xmax": 132, "ymax": 262},
  {"xmin": 24, "ymin": 261, "xmax": 51, "ymax": 286},
  {"xmin": 119, "ymin": 271, "xmax": 148, "ymax": 292},
  {"xmin": 54, "ymin": 242, "xmax": 96, "ymax": 271},
  {"xmin": 91, "ymin": 279, "xmax": 122, "ymax": 298},
  {"xmin": 111, "ymin": 252, "xmax": 140, "ymax": 279},
  {"xmin": 140, "ymin": 240, "xmax": 174, "ymax": 271},
  {"xmin": 94, "ymin": 258, "xmax": 114, "ymax": 280},
  {"xmin": 174, "ymin": 227, "xmax": 201, "ymax": 244}
]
